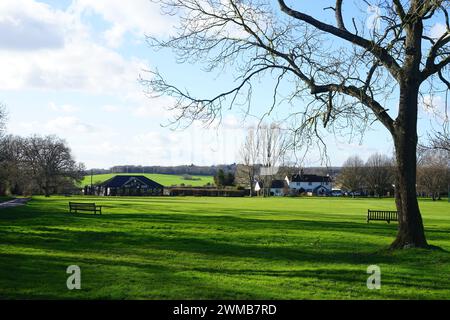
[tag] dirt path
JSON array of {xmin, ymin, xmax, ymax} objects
[{"xmin": 0, "ymin": 198, "xmax": 31, "ymax": 209}]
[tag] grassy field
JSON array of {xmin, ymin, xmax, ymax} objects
[
  {"xmin": 0, "ymin": 196, "xmax": 449, "ymax": 299},
  {"xmin": 80, "ymin": 173, "xmax": 214, "ymax": 187}
]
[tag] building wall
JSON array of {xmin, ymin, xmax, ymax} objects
[{"xmin": 288, "ymin": 181, "xmax": 332, "ymax": 192}]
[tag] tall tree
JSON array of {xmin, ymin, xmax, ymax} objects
[
  {"xmin": 417, "ymin": 148, "xmax": 449, "ymax": 200},
  {"xmin": 145, "ymin": 0, "xmax": 450, "ymax": 248},
  {"xmin": 365, "ymin": 153, "xmax": 394, "ymax": 197},
  {"xmin": 337, "ymin": 155, "xmax": 365, "ymax": 195},
  {"xmin": 0, "ymin": 104, "xmax": 6, "ymax": 139},
  {"xmin": 237, "ymin": 127, "xmax": 260, "ymax": 196},
  {"xmin": 0, "ymin": 135, "xmax": 25, "ymax": 196},
  {"xmin": 257, "ymin": 123, "xmax": 288, "ymax": 197}
]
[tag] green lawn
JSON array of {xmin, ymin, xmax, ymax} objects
[
  {"xmin": 80, "ymin": 173, "xmax": 214, "ymax": 187},
  {"xmin": 0, "ymin": 196, "xmax": 449, "ymax": 299}
]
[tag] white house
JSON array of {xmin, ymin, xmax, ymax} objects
[{"xmin": 285, "ymin": 173, "xmax": 332, "ymax": 196}]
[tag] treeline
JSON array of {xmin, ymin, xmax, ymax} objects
[
  {"xmin": 337, "ymin": 150, "xmax": 449, "ymax": 199},
  {"xmin": 89, "ymin": 164, "xmax": 238, "ymax": 176},
  {"xmin": 0, "ymin": 135, "xmax": 85, "ymax": 196}
]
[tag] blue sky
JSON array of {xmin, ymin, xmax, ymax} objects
[{"xmin": 0, "ymin": 0, "xmax": 446, "ymax": 169}]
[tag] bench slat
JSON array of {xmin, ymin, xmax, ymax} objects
[
  {"xmin": 367, "ymin": 209, "xmax": 398, "ymax": 223},
  {"xmin": 69, "ymin": 202, "xmax": 102, "ymax": 214}
]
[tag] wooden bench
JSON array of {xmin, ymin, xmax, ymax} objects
[
  {"xmin": 367, "ymin": 209, "xmax": 398, "ymax": 223},
  {"xmin": 69, "ymin": 202, "xmax": 102, "ymax": 214}
]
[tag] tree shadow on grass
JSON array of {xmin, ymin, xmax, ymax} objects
[
  {"xmin": 1, "ymin": 250, "xmax": 447, "ymax": 300},
  {"xmin": 1, "ymin": 216, "xmax": 448, "ymax": 267},
  {"xmin": 3, "ymin": 199, "xmax": 450, "ymax": 247},
  {"xmin": 0, "ymin": 252, "xmax": 277, "ymax": 300}
]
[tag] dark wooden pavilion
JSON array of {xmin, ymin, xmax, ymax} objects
[{"xmin": 97, "ymin": 175, "xmax": 164, "ymax": 196}]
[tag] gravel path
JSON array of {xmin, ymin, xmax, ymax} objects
[{"xmin": 0, "ymin": 198, "xmax": 31, "ymax": 209}]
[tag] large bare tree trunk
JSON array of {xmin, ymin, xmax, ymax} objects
[{"xmin": 390, "ymin": 82, "xmax": 428, "ymax": 249}]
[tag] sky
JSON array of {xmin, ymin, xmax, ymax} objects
[{"xmin": 0, "ymin": 0, "xmax": 447, "ymax": 169}]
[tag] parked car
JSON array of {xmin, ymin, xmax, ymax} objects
[
  {"xmin": 331, "ymin": 190, "xmax": 343, "ymax": 196},
  {"xmin": 348, "ymin": 191, "xmax": 362, "ymax": 196}
]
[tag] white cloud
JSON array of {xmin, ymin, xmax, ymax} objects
[
  {"xmin": 71, "ymin": 0, "xmax": 174, "ymax": 47},
  {"xmin": 49, "ymin": 102, "xmax": 79, "ymax": 113},
  {"xmin": 0, "ymin": 0, "xmax": 152, "ymax": 95},
  {"xmin": 10, "ymin": 116, "xmax": 100, "ymax": 136},
  {"xmin": 0, "ymin": 39, "xmax": 149, "ymax": 93},
  {"xmin": 429, "ymin": 23, "xmax": 448, "ymax": 39},
  {"xmin": 0, "ymin": 0, "xmax": 66, "ymax": 51},
  {"xmin": 103, "ymin": 24, "xmax": 126, "ymax": 48},
  {"xmin": 45, "ymin": 116, "xmax": 96, "ymax": 134},
  {"xmin": 101, "ymin": 105, "xmax": 122, "ymax": 113}
]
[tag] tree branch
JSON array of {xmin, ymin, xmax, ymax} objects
[
  {"xmin": 392, "ymin": 0, "xmax": 406, "ymax": 21},
  {"xmin": 335, "ymin": 0, "xmax": 346, "ymax": 30},
  {"xmin": 277, "ymin": 0, "xmax": 402, "ymax": 80},
  {"xmin": 310, "ymin": 83, "xmax": 395, "ymax": 134}
]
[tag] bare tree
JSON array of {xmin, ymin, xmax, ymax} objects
[
  {"xmin": 257, "ymin": 123, "xmax": 288, "ymax": 196},
  {"xmin": 144, "ymin": 0, "xmax": 450, "ymax": 248},
  {"xmin": 0, "ymin": 104, "xmax": 6, "ymax": 139},
  {"xmin": 237, "ymin": 127, "xmax": 260, "ymax": 195},
  {"xmin": 365, "ymin": 153, "xmax": 395, "ymax": 197},
  {"xmin": 337, "ymin": 155, "xmax": 365, "ymax": 196},
  {"xmin": 0, "ymin": 135, "xmax": 25, "ymax": 196},
  {"xmin": 428, "ymin": 130, "xmax": 450, "ymax": 152},
  {"xmin": 21, "ymin": 135, "xmax": 84, "ymax": 197},
  {"xmin": 417, "ymin": 148, "xmax": 449, "ymax": 200}
]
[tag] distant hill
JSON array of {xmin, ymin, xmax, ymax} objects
[
  {"xmin": 87, "ymin": 164, "xmax": 237, "ymax": 176},
  {"xmin": 81, "ymin": 173, "xmax": 215, "ymax": 188}
]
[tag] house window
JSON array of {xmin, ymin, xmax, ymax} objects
[{"xmin": 308, "ymin": 182, "xmax": 312, "ymax": 186}]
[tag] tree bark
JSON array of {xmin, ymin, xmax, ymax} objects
[{"xmin": 390, "ymin": 81, "xmax": 428, "ymax": 249}]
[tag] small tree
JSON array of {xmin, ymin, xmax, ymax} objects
[
  {"xmin": 214, "ymin": 169, "xmax": 235, "ymax": 187},
  {"xmin": 225, "ymin": 172, "xmax": 235, "ymax": 186},
  {"xmin": 214, "ymin": 169, "xmax": 226, "ymax": 187}
]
